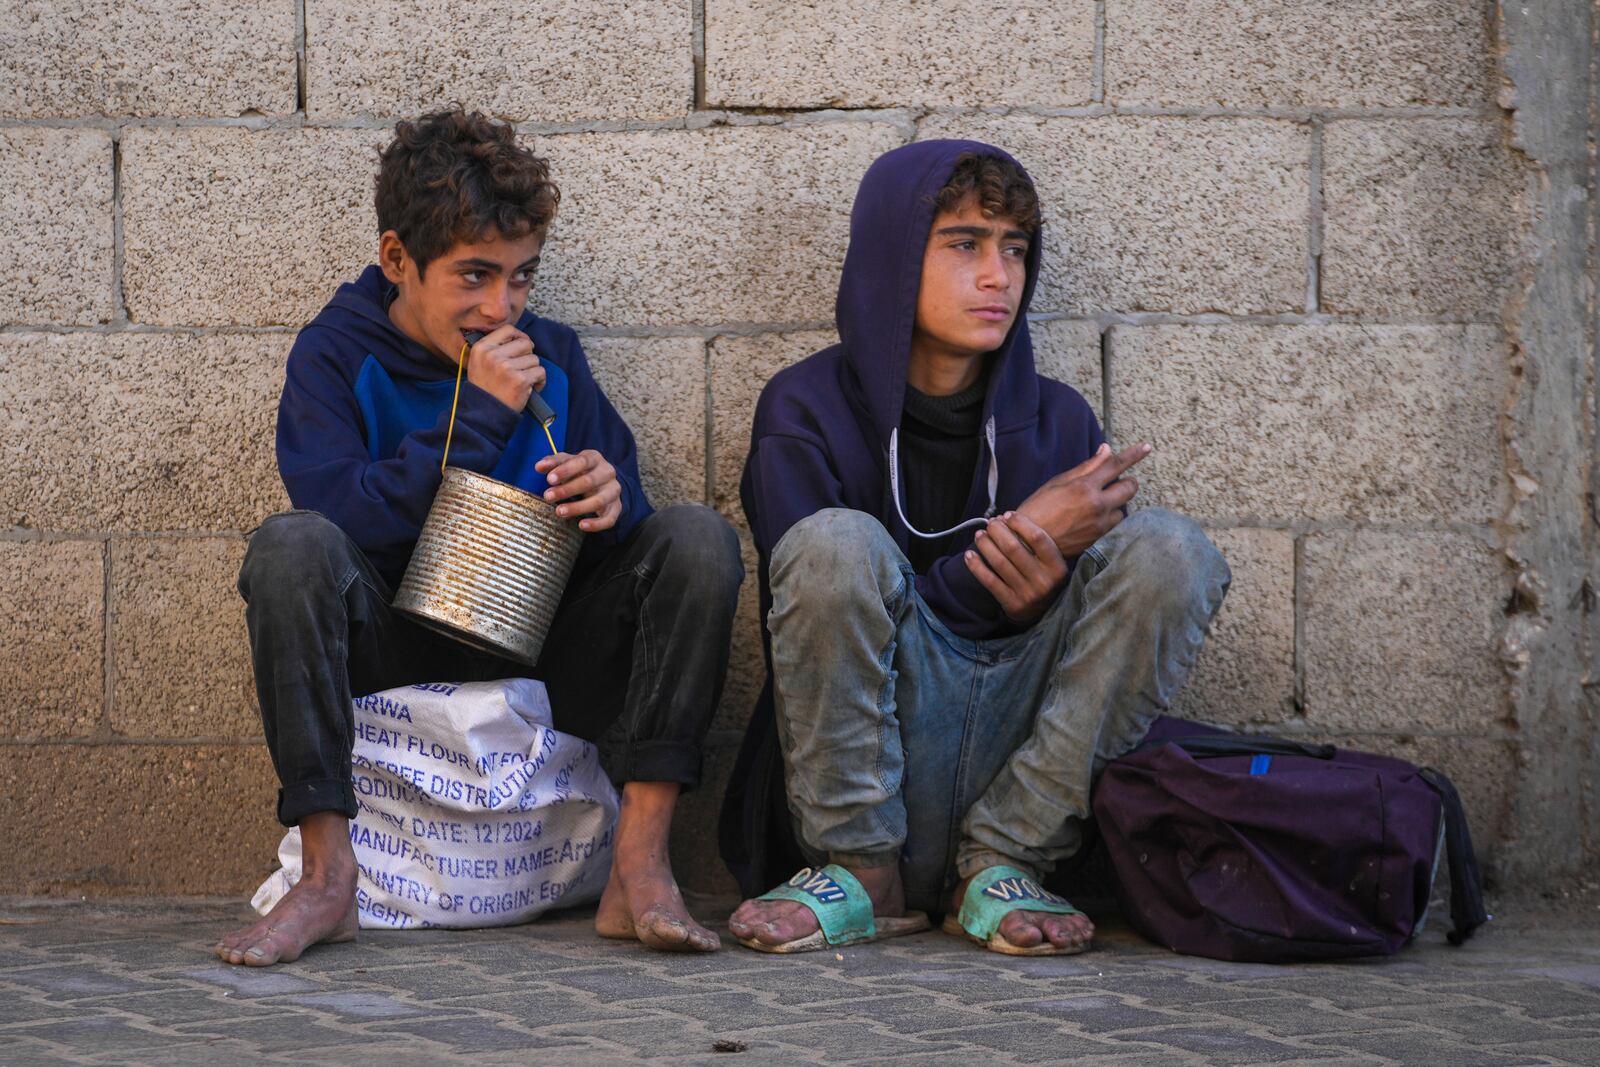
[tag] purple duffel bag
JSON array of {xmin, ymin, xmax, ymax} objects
[{"xmin": 1092, "ymin": 718, "xmax": 1488, "ymax": 962}]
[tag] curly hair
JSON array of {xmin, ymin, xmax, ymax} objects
[
  {"xmin": 931, "ymin": 152, "xmax": 1042, "ymax": 234},
  {"xmin": 374, "ymin": 108, "xmax": 560, "ymax": 276}
]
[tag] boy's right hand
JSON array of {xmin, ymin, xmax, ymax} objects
[
  {"xmin": 464, "ymin": 325, "xmax": 545, "ymax": 413},
  {"xmin": 1015, "ymin": 442, "xmax": 1151, "ymax": 558}
]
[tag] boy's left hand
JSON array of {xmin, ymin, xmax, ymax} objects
[
  {"xmin": 536, "ymin": 450, "xmax": 622, "ymax": 532},
  {"xmin": 963, "ymin": 511, "xmax": 1069, "ymax": 625}
]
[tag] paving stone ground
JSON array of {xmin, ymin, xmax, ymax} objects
[{"xmin": 2, "ymin": 892, "xmax": 1599, "ymax": 1066}]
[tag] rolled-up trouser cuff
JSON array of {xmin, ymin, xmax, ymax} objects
[
  {"xmin": 826, "ymin": 849, "xmax": 903, "ymax": 871},
  {"xmin": 606, "ymin": 739, "xmax": 703, "ymax": 790},
  {"xmin": 277, "ymin": 777, "xmax": 357, "ymax": 827},
  {"xmin": 956, "ymin": 848, "xmax": 1041, "ymax": 883}
]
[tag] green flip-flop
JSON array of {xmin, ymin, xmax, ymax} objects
[
  {"xmin": 942, "ymin": 865, "xmax": 1092, "ymax": 956},
  {"xmin": 736, "ymin": 864, "xmax": 931, "ymax": 954}
]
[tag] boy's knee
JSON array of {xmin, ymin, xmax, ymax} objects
[
  {"xmin": 769, "ymin": 510, "xmax": 906, "ymax": 621},
  {"xmin": 1109, "ymin": 509, "xmax": 1230, "ymax": 600},
  {"xmin": 239, "ymin": 511, "xmax": 350, "ymax": 596},
  {"xmin": 772, "ymin": 509, "xmax": 896, "ymax": 578}
]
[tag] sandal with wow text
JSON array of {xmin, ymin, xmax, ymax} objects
[
  {"xmin": 942, "ymin": 865, "xmax": 1092, "ymax": 956},
  {"xmin": 737, "ymin": 864, "xmax": 931, "ymax": 954}
]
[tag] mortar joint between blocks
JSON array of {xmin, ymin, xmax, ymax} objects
[
  {"xmin": 296, "ymin": 0, "xmax": 308, "ymax": 116},
  {"xmin": 1292, "ymin": 531, "xmax": 1307, "ymax": 719},
  {"xmin": 1307, "ymin": 116, "xmax": 1325, "ymax": 315},
  {"xmin": 110, "ymin": 129, "xmax": 126, "ymax": 326},
  {"xmin": 1092, "ymin": 1, "xmax": 1107, "ymax": 104},
  {"xmin": 1099, "ymin": 326, "xmax": 1114, "ymax": 442},
  {"xmin": 101, "ymin": 538, "xmax": 114, "ymax": 740},
  {"xmin": 692, "ymin": 0, "xmax": 707, "ymax": 111},
  {"xmin": 703, "ymin": 337, "xmax": 716, "ymax": 507}
]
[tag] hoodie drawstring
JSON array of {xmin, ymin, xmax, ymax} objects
[{"xmin": 888, "ymin": 415, "xmax": 999, "ymax": 539}]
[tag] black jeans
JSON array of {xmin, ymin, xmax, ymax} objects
[{"xmin": 238, "ymin": 505, "xmax": 743, "ymax": 826}]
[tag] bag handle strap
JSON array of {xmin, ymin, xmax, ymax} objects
[
  {"xmin": 1418, "ymin": 768, "xmax": 1490, "ymax": 945},
  {"xmin": 1149, "ymin": 735, "xmax": 1338, "ymax": 761}
]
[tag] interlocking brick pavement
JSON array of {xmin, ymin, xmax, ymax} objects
[{"xmin": 2, "ymin": 894, "xmax": 1599, "ymax": 1066}]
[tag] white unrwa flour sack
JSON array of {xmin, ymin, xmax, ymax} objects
[{"xmin": 252, "ymin": 678, "xmax": 618, "ymax": 929}]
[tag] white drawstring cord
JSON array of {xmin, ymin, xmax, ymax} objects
[{"xmin": 887, "ymin": 416, "xmax": 1000, "ymax": 539}]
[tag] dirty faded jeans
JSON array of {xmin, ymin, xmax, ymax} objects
[{"xmin": 767, "ymin": 507, "xmax": 1231, "ymax": 914}]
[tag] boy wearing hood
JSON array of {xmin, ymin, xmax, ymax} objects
[
  {"xmin": 214, "ymin": 109, "xmax": 741, "ymax": 965},
  {"xmin": 725, "ymin": 141, "xmax": 1230, "ymax": 955}
]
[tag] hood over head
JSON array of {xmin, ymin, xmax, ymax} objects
[{"xmin": 835, "ymin": 139, "xmax": 1043, "ymax": 448}]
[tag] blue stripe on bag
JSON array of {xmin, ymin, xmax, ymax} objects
[{"xmin": 1250, "ymin": 754, "xmax": 1272, "ymax": 776}]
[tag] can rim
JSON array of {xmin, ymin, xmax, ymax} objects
[{"xmin": 443, "ymin": 465, "xmax": 569, "ymax": 519}]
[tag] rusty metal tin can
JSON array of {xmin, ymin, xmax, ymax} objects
[{"xmin": 393, "ymin": 467, "xmax": 584, "ymax": 665}]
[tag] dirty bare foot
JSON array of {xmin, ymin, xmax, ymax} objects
[
  {"xmin": 214, "ymin": 811, "xmax": 358, "ymax": 967},
  {"xmin": 950, "ymin": 869, "xmax": 1093, "ymax": 951},
  {"xmin": 594, "ymin": 781, "xmax": 720, "ymax": 952},
  {"xmin": 727, "ymin": 862, "xmax": 903, "ymax": 948}
]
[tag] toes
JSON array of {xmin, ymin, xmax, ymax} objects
[
  {"xmin": 637, "ymin": 910, "xmax": 721, "ymax": 953},
  {"xmin": 241, "ymin": 935, "xmax": 284, "ymax": 967},
  {"xmin": 686, "ymin": 924, "xmax": 722, "ymax": 952},
  {"xmin": 640, "ymin": 912, "xmax": 691, "ymax": 947},
  {"xmin": 1041, "ymin": 915, "xmax": 1075, "ymax": 946},
  {"xmin": 998, "ymin": 911, "xmax": 1045, "ymax": 948},
  {"xmin": 1041, "ymin": 913, "xmax": 1093, "ymax": 948},
  {"xmin": 728, "ymin": 902, "xmax": 762, "ymax": 935}
]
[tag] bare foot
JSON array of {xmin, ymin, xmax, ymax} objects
[
  {"xmin": 950, "ymin": 870, "xmax": 1094, "ymax": 951},
  {"xmin": 728, "ymin": 863, "xmax": 903, "ymax": 948},
  {"xmin": 593, "ymin": 781, "xmax": 720, "ymax": 953},
  {"xmin": 214, "ymin": 811, "xmax": 358, "ymax": 967}
]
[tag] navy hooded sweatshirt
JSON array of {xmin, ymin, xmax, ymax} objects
[
  {"xmin": 721, "ymin": 139, "xmax": 1104, "ymax": 895},
  {"xmin": 276, "ymin": 265, "xmax": 650, "ymax": 586}
]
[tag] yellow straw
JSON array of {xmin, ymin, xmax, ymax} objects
[
  {"xmin": 440, "ymin": 339, "xmax": 558, "ymax": 470},
  {"xmin": 440, "ymin": 340, "xmax": 469, "ymax": 473}
]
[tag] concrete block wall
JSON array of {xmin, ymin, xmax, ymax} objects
[{"xmin": 2, "ymin": 0, "xmax": 1586, "ymax": 898}]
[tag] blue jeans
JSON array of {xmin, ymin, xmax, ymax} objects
[{"xmin": 767, "ymin": 507, "xmax": 1230, "ymax": 914}]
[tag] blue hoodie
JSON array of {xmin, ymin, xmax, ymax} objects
[
  {"xmin": 276, "ymin": 265, "xmax": 650, "ymax": 585},
  {"xmin": 721, "ymin": 139, "xmax": 1105, "ymax": 895}
]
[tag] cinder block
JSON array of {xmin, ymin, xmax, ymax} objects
[
  {"xmin": 0, "ymin": 541, "xmax": 104, "ymax": 739},
  {"xmin": 1105, "ymin": 1, "xmax": 1489, "ymax": 108},
  {"xmin": 1110, "ymin": 325, "xmax": 1506, "ymax": 523},
  {"xmin": 0, "ymin": 1, "xmax": 297, "ymax": 118},
  {"xmin": 529, "ymin": 123, "xmax": 905, "ymax": 327},
  {"xmin": 306, "ymin": 1, "xmax": 689, "ymax": 122},
  {"xmin": 919, "ymin": 116, "xmax": 1309, "ymax": 315},
  {"xmin": 1322, "ymin": 120, "xmax": 1524, "ymax": 317},
  {"xmin": 0, "ymin": 332, "xmax": 289, "ymax": 531},
  {"xmin": 0, "ymin": 128, "xmax": 113, "ymax": 325},
  {"xmin": 1302, "ymin": 530, "xmax": 1509, "ymax": 733},
  {"xmin": 673, "ymin": 741, "xmax": 741, "ymax": 901},
  {"xmin": 709, "ymin": 330, "xmax": 836, "ymax": 523},
  {"xmin": 582, "ymin": 336, "xmax": 707, "ymax": 508},
  {"xmin": 1172, "ymin": 527, "xmax": 1296, "ymax": 727},
  {"xmin": 111, "ymin": 538, "xmax": 256, "ymax": 740},
  {"xmin": 121, "ymin": 127, "xmax": 386, "ymax": 327},
  {"xmin": 714, "ymin": 531, "xmax": 764, "ymax": 735},
  {"xmin": 0, "ymin": 743, "xmax": 283, "ymax": 893},
  {"xmin": 1031, "ymin": 319, "xmax": 1103, "ymax": 423},
  {"xmin": 705, "ymin": 0, "xmax": 1094, "ymax": 109}
]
